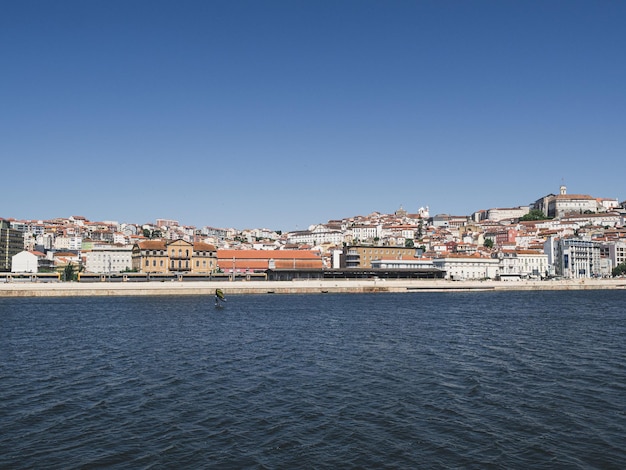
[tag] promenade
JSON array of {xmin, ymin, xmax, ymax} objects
[{"xmin": 1, "ymin": 278, "xmax": 625, "ymax": 297}]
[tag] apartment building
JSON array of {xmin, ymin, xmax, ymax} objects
[
  {"xmin": 84, "ymin": 245, "xmax": 134, "ymax": 273},
  {"xmin": 554, "ymin": 238, "xmax": 601, "ymax": 278},
  {"xmin": 1, "ymin": 219, "xmax": 24, "ymax": 272}
]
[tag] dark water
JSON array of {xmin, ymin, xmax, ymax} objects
[{"xmin": 1, "ymin": 291, "xmax": 625, "ymax": 469}]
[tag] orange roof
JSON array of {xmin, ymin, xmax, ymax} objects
[
  {"xmin": 217, "ymin": 249, "xmax": 323, "ymax": 270},
  {"xmin": 137, "ymin": 240, "xmax": 167, "ymax": 250},
  {"xmin": 218, "ymin": 250, "xmax": 320, "ymax": 260},
  {"xmin": 193, "ymin": 242, "xmax": 217, "ymax": 251}
]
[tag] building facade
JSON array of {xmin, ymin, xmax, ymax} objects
[
  {"xmin": 1, "ymin": 220, "xmax": 24, "ymax": 272},
  {"xmin": 341, "ymin": 245, "xmax": 423, "ymax": 269},
  {"xmin": 555, "ymin": 238, "xmax": 601, "ymax": 278},
  {"xmin": 84, "ymin": 245, "xmax": 134, "ymax": 273},
  {"xmin": 132, "ymin": 239, "xmax": 217, "ymax": 274},
  {"xmin": 432, "ymin": 255, "xmax": 500, "ymax": 280},
  {"xmin": 497, "ymin": 250, "xmax": 549, "ymax": 280}
]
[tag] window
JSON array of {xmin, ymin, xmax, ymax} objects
[{"xmin": 145, "ymin": 260, "xmax": 149, "ymax": 266}]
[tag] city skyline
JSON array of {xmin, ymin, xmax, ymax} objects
[
  {"xmin": 3, "ymin": 1, "xmax": 625, "ymax": 231},
  {"xmin": 3, "ymin": 181, "xmax": 623, "ymax": 233}
]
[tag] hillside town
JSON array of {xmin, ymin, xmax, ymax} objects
[{"xmin": 2, "ymin": 186, "xmax": 626, "ymax": 281}]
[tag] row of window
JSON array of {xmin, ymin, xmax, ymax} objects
[
  {"xmin": 141, "ymin": 250, "xmax": 214, "ymax": 256},
  {"xmin": 145, "ymin": 259, "xmax": 212, "ymax": 267}
]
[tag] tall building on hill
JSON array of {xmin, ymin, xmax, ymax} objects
[{"xmin": 533, "ymin": 186, "xmax": 600, "ymax": 218}]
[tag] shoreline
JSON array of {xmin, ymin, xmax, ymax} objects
[{"xmin": 1, "ymin": 278, "xmax": 625, "ymax": 297}]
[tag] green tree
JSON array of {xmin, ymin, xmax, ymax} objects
[
  {"xmin": 612, "ymin": 262, "xmax": 626, "ymax": 277},
  {"xmin": 520, "ymin": 209, "xmax": 550, "ymax": 221},
  {"xmin": 405, "ymin": 239, "xmax": 415, "ymax": 248},
  {"xmin": 484, "ymin": 238, "xmax": 494, "ymax": 248}
]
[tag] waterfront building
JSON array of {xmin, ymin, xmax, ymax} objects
[
  {"xmin": 371, "ymin": 258, "xmax": 434, "ymax": 270},
  {"xmin": 554, "ymin": 238, "xmax": 601, "ymax": 279},
  {"xmin": 496, "ymin": 250, "xmax": 549, "ymax": 280},
  {"xmin": 11, "ymin": 250, "xmax": 52, "ymax": 273},
  {"xmin": 432, "ymin": 254, "xmax": 500, "ymax": 280},
  {"xmin": 84, "ymin": 245, "xmax": 133, "ymax": 273},
  {"xmin": 341, "ymin": 245, "xmax": 422, "ymax": 269},
  {"xmin": 131, "ymin": 239, "xmax": 217, "ymax": 274},
  {"xmin": 0, "ymin": 219, "xmax": 24, "ymax": 272},
  {"xmin": 602, "ymin": 240, "xmax": 626, "ymax": 271},
  {"xmin": 217, "ymin": 249, "xmax": 323, "ymax": 273}
]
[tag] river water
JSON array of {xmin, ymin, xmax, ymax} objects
[{"xmin": 1, "ymin": 291, "xmax": 625, "ymax": 469}]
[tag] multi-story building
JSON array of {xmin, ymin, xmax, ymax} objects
[
  {"xmin": 350, "ymin": 224, "xmax": 382, "ymax": 243},
  {"xmin": 486, "ymin": 206, "xmax": 530, "ymax": 221},
  {"xmin": 54, "ymin": 236, "xmax": 83, "ymax": 251},
  {"xmin": 1, "ymin": 219, "xmax": 24, "ymax": 272},
  {"xmin": 287, "ymin": 225, "xmax": 345, "ymax": 246},
  {"xmin": 554, "ymin": 238, "xmax": 601, "ymax": 278},
  {"xmin": 432, "ymin": 254, "xmax": 500, "ymax": 280},
  {"xmin": 341, "ymin": 245, "xmax": 422, "ymax": 269},
  {"xmin": 132, "ymin": 239, "xmax": 217, "ymax": 274},
  {"xmin": 84, "ymin": 245, "xmax": 134, "ymax": 273},
  {"xmin": 546, "ymin": 186, "xmax": 600, "ymax": 218},
  {"xmin": 602, "ymin": 240, "xmax": 626, "ymax": 270},
  {"xmin": 496, "ymin": 250, "xmax": 549, "ymax": 280}
]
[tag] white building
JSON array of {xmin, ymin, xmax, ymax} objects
[
  {"xmin": 555, "ymin": 238, "xmax": 601, "ymax": 278},
  {"xmin": 350, "ymin": 224, "xmax": 382, "ymax": 243},
  {"xmin": 54, "ymin": 236, "xmax": 83, "ymax": 251},
  {"xmin": 11, "ymin": 251, "xmax": 43, "ymax": 273},
  {"xmin": 497, "ymin": 250, "xmax": 549, "ymax": 280},
  {"xmin": 371, "ymin": 258, "xmax": 435, "ymax": 269},
  {"xmin": 287, "ymin": 226, "xmax": 345, "ymax": 245},
  {"xmin": 432, "ymin": 255, "xmax": 500, "ymax": 280},
  {"xmin": 487, "ymin": 206, "xmax": 530, "ymax": 221},
  {"xmin": 547, "ymin": 186, "xmax": 600, "ymax": 218},
  {"xmin": 84, "ymin": 245, "xmax": 133, "ymax": 273},
  {"xmin": 604, "ymin": 240, "xmax": 626, "ymax": 270}
]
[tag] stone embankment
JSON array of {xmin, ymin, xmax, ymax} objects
[{"xmin": 1, "ymin": 278, "xmax": 625, "ymax": 297}]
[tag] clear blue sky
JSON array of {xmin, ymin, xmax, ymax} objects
[{"xmin": 2, "ymin": 1, "xmax": 624, "ymax": 231}]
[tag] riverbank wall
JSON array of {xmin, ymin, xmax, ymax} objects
[{"xmin": 1, "ymin": 278, "xmax": 625, "ymax": 297}]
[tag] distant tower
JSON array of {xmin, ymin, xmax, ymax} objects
[{"xmin": 560, "ymin": 185, "xmax": 567, "ymax": 195}]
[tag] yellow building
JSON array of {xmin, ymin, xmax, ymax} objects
[{"xmin": 132, "ymin": 239, "xmax": 217, "ymax": 274}]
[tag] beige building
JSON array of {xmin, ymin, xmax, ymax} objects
[
  {"xmin": 342, "ymin": 245, "xmax": 422, "ymax": 269},
  {"xmin": 132, "ymin": 239, "xmax": 217, "ymax": 274}
]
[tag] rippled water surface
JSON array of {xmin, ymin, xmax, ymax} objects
[{"xmin": 1, "ymin": 291, "xmax": 625, "ymax": 469}]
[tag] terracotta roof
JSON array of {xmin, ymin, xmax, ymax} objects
[
  {"xmin": 137, "ymin": 240, "xmax": 167, "ymax": 250},
  {"xmin": 193, "ymin": 242, "xmax": 217, "ymax": 251},
  {"xmin": 218, "ymin": 250, "xmax": 321, "ymax": 260},
  {"xmin": 554, "ymin": 194, "xmax": 594, "ymax": 200}
]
